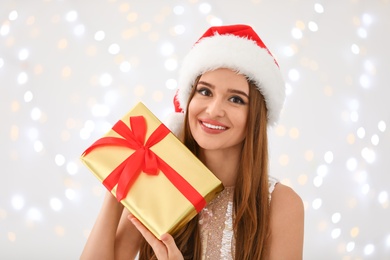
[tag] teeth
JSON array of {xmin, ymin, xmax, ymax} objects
[{"xmin": 202, "ymin": 122, "xmax": 226, "ymax": 130}]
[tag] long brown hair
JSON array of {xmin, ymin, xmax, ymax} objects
[{"xmin": 139, "ymin": 77, "xmax": 271, "ymax": 259}]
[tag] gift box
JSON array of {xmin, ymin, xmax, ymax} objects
[{"xmin": 81, "ymin": 102, "xmax": 223, "ymax": 239}]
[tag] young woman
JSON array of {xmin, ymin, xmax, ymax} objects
[{"xmin": 81, "ymin": 24, "xmax": 304, "ymax": 260}]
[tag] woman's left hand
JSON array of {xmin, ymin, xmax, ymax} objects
[{"xmin": 128, "ymin": 214, "xmax": 184, "ymax": 260}]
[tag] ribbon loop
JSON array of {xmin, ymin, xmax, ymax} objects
[
  {"xmin": 130, "ymin": 116, "xmax": 146, "ymax": 145},
  {"xmin": 83, "ymin": 115, "xmax": 206, "ymax": 212}
]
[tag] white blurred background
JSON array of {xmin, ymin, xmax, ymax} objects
[{"xmin": 1, "ymin": 0, "xmax": 389, "ymax": 259}]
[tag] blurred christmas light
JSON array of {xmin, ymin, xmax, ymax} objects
[
  {"xmin": 9, "ymin": 10, "xmax": 18, "ymax": 21},
  {"xmin": 331, "ymin": 228, "xmax": 341, "ymax": 239},
  {"xmin": 308, "ymin": 21, "xmax": 318, "ymax": 32},
  {"xmin": 18, "ymin": 49, "xmax": 29, "ymax": 60},
  {"xmin": 17, "ymin": 72, "xmax": 28, "ymax": 85},
  {"xmin": 288, "ymin": 69, "xmax": 300, "ymax": 81},
  {"xmin": 173, "ymin": 5, "xmax": 185, "ymax": 15},
  {"xmin": 359, "ymin": 74, "xmax": 371, "ymax": 89},
  {"xmin": 312, "ymin": 198, "xmax": 322, "ymax": 210},
  {"xmin": 11, "ymin": 195, "xmax": 25, "ymax": 210},
  {"xmin": 361, "ymin": 147, "xmax": 375, "ymax": 163},
  {"xmin": 283, "ymin": 46, "xmax": 296, "ymax": 57},
  {"xmin": 364, "ymin": 244, "xmax": 375, "ymax": 255},
  {"xmin": 99, "ymin": 73, "xmax": 112, "ymax": 87},
  {"xmin": 24, "ymin": 91, "xmax": 33, "ymax": 102},
  {"xmin": 357, "ymin": 27, "xmax": 367, "ymax": 38},
  {"xmin": 65, "ymin": 189, "xmax": 76, "ymax": 200},
  {"xmin": 94, "ymin": 30, "xmax": 105, "ymax": 41},
  {"xmin": 357, "ymin": 127, "xmax": 365, "ymax": 138},
  {"xmin": 351, "ymin": 44, "xmax": 360, "ymax": 54},
  {"xmin": 119, "ymin": 61, "xmax": 131, "ymax": 73},
  {"xmin": 362, "ymin": 13, "xmax": 373, "ymax": 26},
  {"xmin": 208, "ymin": 16, "xmax": 222, "ymax": 26},
  {"xmin": 74, "ymin": 24, "xmax": 85, "ymax": 36},
  {"xmin": 386, "ymin": 234, "xmax": 390, "ymax": 247},
  {"xmin": 55, "ymin": 154, "xmax": 66, "ymax": 166},
  {"xmin": 34, "ymin": 140, "xmax": 43, "ymax": 152},
  {"xmin": 371, "ymin": 134, "xmax": 379, "ymax": 146},
  {"xmin": 91, "ymin": 104, "xmax": 110, "ymax": 117},
  {"xmin": 27, "ymin": 208, "xmax": 42, "ymax": 221},
  {"xmin": 331, "ymin": 213, "xmax": 341, "ymax": 224},
  {"xmin": 174, "ymin": 25, "xmax": 186, "ymax": 35},
  {"xmin": 324, "ymin": 151, "xmax": 334, "ymax": 164},
  {"xmin": 165, "ymin": 78, "xmax": 177, "ymax": 90},
  {"xmin": 30, "ymin": 107, "xmax": 42, "ymax": 121},
  {"xmin": 65, "ymin": 10, "xmax": 78, "ymax": 22},
  {"xmin": 378, "ymin": 191, "xmax": 388, "ymax": 205},
  {"xmin": 108, "ymin": 43, "xmax": 120, "ymax": 55},
  {"xmin": 50, "ymin": 198, "xmax": 63, "ymax": 211},
  {"xmin": 346, "ymin": 158, "xmax": 358, "ymax": 171},
  {"xmin": 317, "ymin": 164, "xmax": 328, "ymax": 177},
  {"xmin": 66, "ymin": 162, "xmax": 78, "ymax": 175},
  {"xmin": 199, "ymin": 3, "xmax": 212, "ymax": 14},
  {"xmin": 378, "ymin": 121, "xmax": 386, "ymax": 132},
  {"xmin": 0, "ymin": 21, "xmax": 10, "ymax": 36},
  {"xmin": 291, "ymin": 27, "xmax": 303, "ymax": 39},
  {"xmin": 346, "ymin": 242, "xmax": 355, "ymax": 252},
  {"xmin": 314, "ymin": 3, "xmax": 324, "ymax": 13}
]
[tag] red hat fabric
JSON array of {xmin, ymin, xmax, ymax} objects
[{"xmin": 166, "ymin": 24, "xmax": 285, "ymax": 135}]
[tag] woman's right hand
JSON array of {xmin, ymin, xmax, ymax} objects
[{"xmin": 128, "ymin": 214, "xmax": 184, "ymax": 260}]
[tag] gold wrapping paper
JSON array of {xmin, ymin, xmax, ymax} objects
[{"xmin": 81, "ymin": 102, "xmax": 223, "ymax": 239}]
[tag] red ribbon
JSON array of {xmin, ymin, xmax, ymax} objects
[{"xmin": 82, "ymin": 116, "xmax": 206, "ymax": 212}]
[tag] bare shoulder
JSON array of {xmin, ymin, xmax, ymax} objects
[
  {"xmin": 271, "ymin": 183, "xmax": 304, "ymax": 215},
  {"xmin": 268, "ymin": 183, "xmax": 304, "ymax": 259}
]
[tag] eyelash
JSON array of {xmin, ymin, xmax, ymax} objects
[
  {"xmin": 229, "ymin": 96, "xmax": 246, "ymax": 105},
  {"xmin": 197, "ymin": 87, "xmax": 211, "ymax": 96},
  {"xmin": 196, "ymin": 87, "xmax": 247, "ymax": 105}
]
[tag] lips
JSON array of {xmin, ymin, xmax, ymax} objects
[
  {"xmin": 199, "ymin": 119, "xmax": 228, "ymax": 132},
  {"xmin": 201, "ymin": 121, "xmax": 227, "ymax": 130}
]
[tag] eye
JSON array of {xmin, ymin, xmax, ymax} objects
[
  {"xmin": 196, "ymin": 87, "xmax": 212, "ymax": 96},
  {"xmin": 229, "ymin": 96, "xmax": 246, "ymax": 105}
]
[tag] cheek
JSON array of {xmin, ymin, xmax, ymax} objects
[
  {"xmin": 188, "ymin": 99, "xmax": 202, "ymax": 118},
  {"xmin": 235, "ymin": 111, "xmax": 248, "ymax": 134}
]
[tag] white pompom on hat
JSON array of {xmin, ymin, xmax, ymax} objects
[{"xmin": 164, "ymin": 24, "xmax": 285, "ymax": 135}]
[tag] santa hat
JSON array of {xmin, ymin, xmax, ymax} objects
[{"xmin": 164, "ymin": 24, "xmax": 285, "ymax": 135}]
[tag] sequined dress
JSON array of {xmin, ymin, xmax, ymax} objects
[{"xmin": 198, "ymin": 176, "xmax": 279, "ymax": 259}]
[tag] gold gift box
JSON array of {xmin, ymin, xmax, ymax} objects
[{"xmin": 81, "ymin": 102, "xmax": 223, "ymax": 239}]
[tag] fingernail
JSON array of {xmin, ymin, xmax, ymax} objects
[{"xmin": 160, "ymin": 233, "xmax": 168, "ymax": 241}]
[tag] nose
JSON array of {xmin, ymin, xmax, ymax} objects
[{"xmin": 205, "ymin": 98, "xmax": 225, "ymax": 118}]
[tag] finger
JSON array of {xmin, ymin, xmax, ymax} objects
[
  {"xmin": 127, "ymin": 215, "xmax": 156, "ymax": 242},
  {"xmin": 128, "ymin": 215, "xmax": 168, "ymax": 257},
  {"xmin": 161, "ymin": 233, "xmax": 184, "ymax": 259}
]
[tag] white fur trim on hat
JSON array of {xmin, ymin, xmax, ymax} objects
[
  {"xmin": 177, "ymin": 34, "xmax": 285, "ymax": 126},
  {"xmin": 163, "ymin": 111, "xmax": 185, "ymax": 137}
]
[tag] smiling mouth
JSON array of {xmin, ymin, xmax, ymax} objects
[{"xmin": 201, "ymin": 121, "xmax": 227, "ymax": 130}]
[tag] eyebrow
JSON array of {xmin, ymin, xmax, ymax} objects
[{"xmin": 197, "ymin": 81, "xmax": 250, "ymax": 99}]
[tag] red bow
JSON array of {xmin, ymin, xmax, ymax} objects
[{"xmin": 82, "ymin": 116, "xmax": 206, "ymax": 212}]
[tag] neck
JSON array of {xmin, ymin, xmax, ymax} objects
[{"xmin": 198, "ymin": 146, "xmax": 241, "ymax": 187}]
